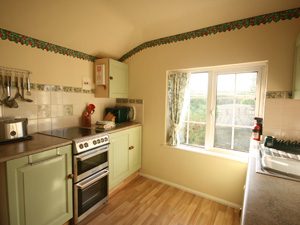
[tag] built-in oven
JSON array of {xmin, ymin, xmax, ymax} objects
[
  {"xmin": 72, "ymin": 134, "xmax": 110, "ymax": 224},
  {"xmin": 74, "ymin": 169, "xmax": 109, "ymax": 223},
  {"xmin": 73, "ymin": 145, "xmax": 109, "ymax": 182}
]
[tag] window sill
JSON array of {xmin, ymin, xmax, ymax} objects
[{"xmin": 163, "ymin": 144, "xmax": 249, "ymax": 163}]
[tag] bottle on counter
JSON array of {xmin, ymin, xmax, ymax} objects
[{"xmin": 252, "ymin": 117, "xmax": 263, "ymax": 141}]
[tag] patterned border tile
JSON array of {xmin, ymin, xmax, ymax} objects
[
  {"xmin": 51, "ymin": 85, "xmax": 62, "ymax": 92},
  {"xmin": 116, "ymin": 98, "xmax": 144, "ymax": 104},
  {"xmin": 119, "ymin": 7, "xmax": 300, "ymax": 61},
  {"xmin": 63, "ymin": 86, "xmax": 74, "ymax": 92},
  {"xmin": 266, "ymin": 91, "xmax": 292, "ymax": 99},
  {"xmin": 0, "ymin": 28, "xmax": 97, "ymax": 62},
  {"xmin": 9, "ymin": 81, "xmax": 94, "ymax": 94}
]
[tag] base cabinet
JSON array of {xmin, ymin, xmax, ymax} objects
[
  {"xmin": 6, "ymin": 145, "xmax": 73, "ymax": 225},
  {"xmin": 109, "ymin": 126, "xmax": 142, "ymax": 190}
]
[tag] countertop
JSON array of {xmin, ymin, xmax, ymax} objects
[
  {"xmin": 241, "ymin": 143, "xmax": 300, "ymax": 225},
  {"xmin": 104, "ymin": 121, "xmax": 141, "ymax": 134},
  {"xmin": 0, "ymin": 133, "xmax": 72, "ymax": 163},
  {"xmin": 0, "ymin": 122, "xmax": 141, "ymax": 163}
]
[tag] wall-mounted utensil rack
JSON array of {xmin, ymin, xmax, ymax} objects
[{"xmin": 0, "ymin": 66, "xmax": 33, "ymax": 108}]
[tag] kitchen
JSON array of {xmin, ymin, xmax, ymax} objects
[{"xmin": 0, "ymin": 1, "xmax": 300, "ymax": 225}]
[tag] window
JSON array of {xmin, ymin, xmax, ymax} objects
[{"xmin": 177, "ymin": 63, "xmax": 266, "ymax": 152}]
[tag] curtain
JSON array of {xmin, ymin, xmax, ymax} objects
[{"xmin": 167, "ymin": 71, "xmax": 189, "ymax": 146}]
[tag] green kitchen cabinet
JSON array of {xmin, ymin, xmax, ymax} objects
[
  {"xmin": 94, "ymin": 58, "xmax": 128, "ymax": 99},
  {"xmin": 128, "ymin": 126, "xmax": 142, "ymax": 173},
  {"xmin": 6, "ymin": 145, "xmax": 73, "ymax": 225},
  {"xmin": 109, "ymin": 126, "xmax": 142, "ymax": 190}
]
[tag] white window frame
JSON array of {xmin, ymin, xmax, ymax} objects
[{"xmin": 167, "ymin": 61, "xmax": 267, "ymax": 155}]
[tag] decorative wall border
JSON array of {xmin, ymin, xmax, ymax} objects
[
  {"xmin": 0, "ymin": 8, "xmax": 299, "ymax": 63},
  {"xmin": 119, "ymin": 7, "xmax": 300, "ymax": 62},
  {"xmin": 266, "ymin": 91, "xmax": 292, "ymax": 99},
  {"xmin": 0, "ymin": 28, "xmax": 97, "ymax": 62}
]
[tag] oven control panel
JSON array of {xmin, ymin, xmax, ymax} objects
[{"xmin": 74, "ymin": 134, "xmax": 109, "ymax": 154}]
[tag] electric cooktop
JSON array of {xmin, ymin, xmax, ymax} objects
[
  {"xmin": 41, "ymin": 127, "xmax": 109, "ymax": 154},
  {"xmin": 41, "ymin": 127, "xmax": 103, "ymax": 140}
]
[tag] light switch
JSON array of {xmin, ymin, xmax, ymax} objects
[{"xmin": 82, "ymin": 77, "xmax": 92, "ymax": 90}]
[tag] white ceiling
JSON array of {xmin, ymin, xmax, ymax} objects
[{"xmin": 0, "ymin": 0, "xmax": 299, "ymax": 59}]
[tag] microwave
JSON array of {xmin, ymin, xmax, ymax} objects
[{"xmin": 104, "ymin": 107, "xmax": 131, "ymax": 124}]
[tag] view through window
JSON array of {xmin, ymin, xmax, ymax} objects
[{"xmin": 179, "ymin": 68, "xmax": 261, "ymax": 152}]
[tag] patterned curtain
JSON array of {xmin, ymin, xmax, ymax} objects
[{"xmin": 167, "ymin": 71, "xmax": 189, "ymax": 146}]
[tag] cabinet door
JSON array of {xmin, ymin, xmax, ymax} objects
[
  {"xmin": 109, "ymin": 130, "xmax": 130, "ymax": 189},
  {"xmin": 129, "ymin": 126, "xmax": 142, "ymax": 173},
  {"xmin": 109, "ymin": 59, "xmax": 128, "ymax": 98},
  {"xmin": 7, "ymin": 145, "xmax": 72, "ymax": 225}
]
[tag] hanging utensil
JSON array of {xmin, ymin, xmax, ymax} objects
[
  {"xmin": 26, "ymin": 74, "xmax": 31, "ymax": 95},
  {"xmin": 20, "ymin": 76, "xmax": 33, "ymax": 102},
  {"xmin": 0, "ymin": 74, "xmax": 3, "ymax": 105},
  {"xmin": 4, "ymin": 75, "xmax": 18, "ymax": 108},
  {"xmin": 13, "ymin": 76, "xmax": 22, "ymax": 100}
]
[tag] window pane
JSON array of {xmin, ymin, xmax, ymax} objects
[
  {"xmin": 188, "ymin": 123, "xmax": 205, "ymax": 146},
  {"xmin": 235, "ymin": 97, "xmax": 255, "ymax": 126},
  {"xmin": 234, "ymin": 128, "xmax": 252, "ymax": 152},
  {"xmin": 189, "ymin": 73, "xmax": 208, "ymax": 95},
  {"xmin": 216, "ymin": 97, "xmax": 234, "ymax": 125},
  {"xmin": 214, "ymin": 126, "xmax": 232, "ymax": 149},
  {"xmin": 217, "ymin": 74, "xmax": 235, "ymax": 95},
  {"xmin": 236, "ymin": 73, "xmax": 257, "ymax": 95},
  {"xmin": 189, "ymin": 97, "xmax": 207, "ymax": 122},
  {"xmin": 179, "ymin": 122, "xmax": 187, "ymax": 144}
]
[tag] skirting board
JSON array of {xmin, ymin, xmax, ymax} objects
[{"xmin": 139, "ymin": 172, "xmax": 241, "ymax": 209}]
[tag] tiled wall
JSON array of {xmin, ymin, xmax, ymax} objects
[
  {"xmin": 264, "ymin": 98, "xmax": 300, "ymax": 140},
  {"xmin": 0, "ymin": 88, "xmax": 116, "ymax": 134}
]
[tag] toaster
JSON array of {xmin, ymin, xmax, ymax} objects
[{"xmin": 0, "ymin": 118, "xmax": 28, "ymax": 142}]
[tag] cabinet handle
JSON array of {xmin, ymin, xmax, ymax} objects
[
  {"xmin": 109, "ymin": 76, "xmax": 113, "ymax": 80},
  {"xmin": 28, "ymin": 155, "xmax": 63, "ymax": 166},
  {"xmin": 67, "ymin": 174, "xmax": 74, "ymax": 180},
  {"xmin": 129, "ymin": 146, "xmax": 134, "ymax": 150}
]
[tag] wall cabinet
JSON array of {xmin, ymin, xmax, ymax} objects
[
  {"xmin": 95, "ymin": 58, "xmax": 128, "ymax": 98},
  {"xmin": 6, "ymin": 145, "xmax": 73, "ymax": 225},
  {"xmin": 109, "ymin": 126, "xmax": 142, "ymax": 190}
]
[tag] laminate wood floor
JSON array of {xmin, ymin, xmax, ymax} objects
[{"xmin": 84, "ymin": 176, "xmax": 240, "ymax": 225}]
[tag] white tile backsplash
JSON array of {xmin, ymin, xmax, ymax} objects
[
  {"xmin": 51, "ymin": 105, "xmax": 64, "ymax": 118},
  {"xmin": 37, "ymin": 118, "xmax": 52, "ymax": 131},
  {"xmin": 36, "ymin": 91, "xmax": 51, "ymax": 105},
  {"xmin": 1, "ymin": 89, "xmax": 116, "ymax": 133},
  {"xmin": 264, "ymin": 98, "xmax": 300, "ymax": 140},
  {"xmin": 50, "ymin": 91, "xmax": 63, "ymax": 105},
  {"xmin": 37, "ymin": 105, "xmax": 51, "ymax": 119}
]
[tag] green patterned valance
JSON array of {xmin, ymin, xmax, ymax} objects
[
  {"xmin": 119, "ymin": 7, "xmax": 300, "ymax": 62},
  {"xmin": 0, "ymin": 28, "xmax": 97, "ymax": 62}
]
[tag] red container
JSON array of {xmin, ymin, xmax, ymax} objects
[{"xmin": 252, "ymin": 117, "xmax": 263, "ymax": 141}]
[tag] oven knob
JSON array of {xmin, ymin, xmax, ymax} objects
[
  {"xmin": 79, "ymin": 144, "xmax": 84, "ymax": 149},
  {"xmin": 97, "ymin": 139, "xmax": 100, "ymax": 144},
  {"xmin": 100, "ymin": 138, "xmax": 104, "ymax": 143},
  {"xmin": 104, "ymin": 137, "xmax": 108, "ymax": 142},
  {"xmin": 93, "ymin": 140, "xmax": 97, "ymax": 145},
  {"xmin": 84, "ymin": 142, "xmax": 88, "ymax": 148}
]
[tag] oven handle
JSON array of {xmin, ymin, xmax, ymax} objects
[
  {"xmin": 76, "ymin": 145, "xmax": 108, "ymax": 161},
  {"xmin": 76, "ymin": 169, "xmax": 109, "ymax": 189}
]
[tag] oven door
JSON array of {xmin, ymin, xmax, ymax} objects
[
  {"xmin": 74, "ymin": 145, "xmax": 108, "ymax": 182},
  {"xmin": 74, "ymin": 169, "xmax": 109, "ymax": 223}
]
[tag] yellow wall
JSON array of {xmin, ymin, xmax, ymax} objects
[
  {"xmin": 0, "ymin": 41, "xmax": 93, "ymax": 87},
  {"xmin": 127, "ymin": 19, "xmax": 300, "ymax": 205}
]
